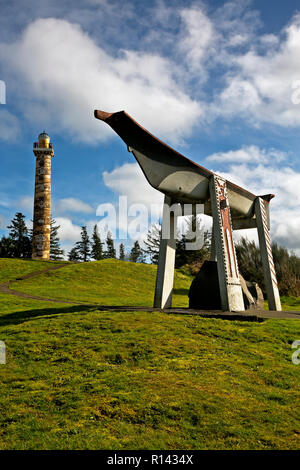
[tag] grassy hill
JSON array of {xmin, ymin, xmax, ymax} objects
[
  {"xmin": 4, "ymin": 257, "xmax": 300, "ymax": 310},
  {"xmin": 0, "ymin": 258, "xmax": 300, "ymax": 450},
  {"xmin": 0, "ymin": 258, "xmax": 67, "ymax": 283},
  {"xmin": 7, "ymin": 258, "xmax": 192, "ymax": 307}
]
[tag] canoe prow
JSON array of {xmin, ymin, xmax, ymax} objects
[{"xmin": 95, "ymin": 109, "xmax": 274, "ymax": 230}]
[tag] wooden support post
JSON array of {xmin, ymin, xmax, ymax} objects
[
  {"xmin": 255, "ymin": 197, "xmax": 282, "ymax": 311},
  {"xmin": 154, "ymin": 195, "xmax": 178, "ymax": 309},
  {"xmin": 209, "ymin": 175, "xmax": 245, "ymax": 311},
  {"xmin": 210, "ymin": 221, "xmax": 217, "ymax": 261}
]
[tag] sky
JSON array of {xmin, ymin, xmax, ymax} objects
[{"xmin": 1, "ymin": 0, "xmax": 300, "ymax": 257}]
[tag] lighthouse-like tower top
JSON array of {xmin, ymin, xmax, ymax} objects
[{"xmin": 33, "ymin": 131, "xmax": 54, "ymax": 156}]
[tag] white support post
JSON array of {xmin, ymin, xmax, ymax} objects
[
  {"xmin": 255, "ymin": 197, "xmax": 282, "ymax": 311},
  {"xmin": 154, "ymin": 195, "xmax": 177, "ymax": 309},
  {"xmin": 209, "ymin": 175, "xmax": 245, "ymax": 311}
]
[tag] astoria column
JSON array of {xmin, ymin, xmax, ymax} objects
[{"xmin": 32, "ymin": 131, "xmax": 54, "ymax": 260}]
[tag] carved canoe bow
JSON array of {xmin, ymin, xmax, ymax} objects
[{"xmin": 94, "ymin": 109, "xmax": 274, "ymax": 230}]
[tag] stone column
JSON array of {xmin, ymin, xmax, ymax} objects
[
  {"xmin": 32, "ymin": 144, "xmax": 54, "ymax": 260},
  {"xmin": 209, "ymin": 174, "xmax": 245, "ymax": 311},
  {"xmin": 255, "ymin": 197, "xmax": 282, "ymax": 311},
  {"xmin": 154, "ymin": 195, "xmax": 178, "ymax": 309}
]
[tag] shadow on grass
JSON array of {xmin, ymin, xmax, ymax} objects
[
  {"xmin": 0, "ymin": 305, "xmax": 94, "ymax": 327},
  {"xmin": 173, "ymin": 288, "xmax": 190, "ymax": 296}
]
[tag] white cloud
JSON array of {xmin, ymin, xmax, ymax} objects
[
  {"xmin": 101, "ymin": 162, "xmax": 165, "ymax": 242},
  {"xmin": 233, "ymin": 228, "xmax": 259, "ymax": 246},
  {"xmin": 59, "ymin": 242, "xmax": 73, "ymax": 260},
  {"xmin": 272, "ymin": 210, "xmax": 300, "ymax": 252},
  {"xmin": 0, "ymin": 108, "xmax": 20, "ymax": 141},
  {"xmin": 179, "ymin": 6, "xmax": 215, "ymax": 74},
  {"xmin": 176, "ymin": 0, "xmax": 261, "ymax": 80},
  {"xmin": 0, "ymin": 213, "xmax": 5, "ymax": 230},
  {"xmin": 222, "ymin": 163, "xmax": 300, "ymax": 212},
  {"xmin": 103, "ymin": 162, "xmax": 164, "ymax": 217},
  {"xmin": 216, "ymin": 13, "xmax": 300, "ymax": 127},
  {"xmin": 2, "ymin": 4, "xmax": 300, "ymax": 144},
  {"xmin": 0, "ymin": 18, "xmax": 202, "ymax": 145},
  {"xmin": 54, "ymin": 197, "xmax": 93, "ymax": 215},
  {"xmin": 0, "ymin": 200, "xmax": 9, "ymax": 208},
  {"xmin": 259, "ymin": 34, "xmax": 279, "ymax": 46},
  {"xmin": 18, "ymin": 195, "xmax": 93, "ymax": 217},
  {"xmin": 209, "ymin": 146, "xmax": 300, "ymax": 252},
  {"xmin": 18, "ymin": 195, "xmax": 33, "ymax": 211},
  {"xmin": 206, "ymin": 145, "xmax": 286, "ymax": 164},
  {"xmin": 213, "ymin": 0, "xmax": 261, "ymax": 44},
  {"xmin": 102, "ymin": 161, "xmax": 216, "ymax": 245},
  {"xmin": 55, "ymin": 217, "xmax": 81, "ymax": 242}
]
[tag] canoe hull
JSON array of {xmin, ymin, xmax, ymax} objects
[{"xmin": 95, "ymin": 110, "xmax": 273, "ymax": 230}]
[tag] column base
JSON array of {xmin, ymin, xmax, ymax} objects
[{"xmin": 32, "ymin": 253, "xmax": 50, "ymax": 261}]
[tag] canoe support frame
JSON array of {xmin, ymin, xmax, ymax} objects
[{"xmin": 154, "ymin": 175, "xmax": 281, "ymax": 312}]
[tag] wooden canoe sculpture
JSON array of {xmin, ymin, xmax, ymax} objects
[{"xmin": 95, "ymin": 109, "xmax": 281, "ymax": 312}]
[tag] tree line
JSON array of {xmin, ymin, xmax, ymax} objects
[
  {"xmin": 1, "ymin": 212, "xmax": 300, "ymax": 296},
  {"xmin": 143, "ymin": 216, "xmax": 211, "ymax": 271},
  {"xmin": 143, "ymin": 216, "xmax": 300, "ymax": 297},
  {"xmin": 0, "ymin": 213, "xmax": 147, "ymax": 264},
  {"xmin": 236, "ymin": 238, "xmax": 300, "ymax": 297},
  {"xmin": 0, "ymin": 212, "xmax": 64, "ymax": 260},
  {"xmin": 68, "ymin": 225, "xmax": 146, "ymax": 263}
]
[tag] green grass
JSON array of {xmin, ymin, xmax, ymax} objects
[
  {"xmin": 0, "ymin": 258, "xmax": 299, "ymax": 450},
  {"xmin": 7, "ymin": 258, "xmax": 300, "ymax": 311},
  {"xmin": 0, "ymin": 258, "xmax": 67, "ymax": 283},
  {"xmin": 281, "ymin": 296, "xmax": 300, "ymax": 311},
  {"xmin": 9, "ymin": 259, "xmax": 192, "ymax": 307}
]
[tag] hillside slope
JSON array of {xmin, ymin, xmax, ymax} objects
[
  {"xmin": 0, "ymin": 259, "xmax": 299, "ymax": 450},
  {"xmin": 0, "ymin": 258, "xmax": 67, "ymax": 283},
  {"xmin": 3, "ymin": 258, "xmax": 300, "ymax": 311},
  {"xmin": 7, "ymin": 259, "xmax": 192, "ymax": 307}
]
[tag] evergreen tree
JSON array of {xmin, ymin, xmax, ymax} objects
[
  {"xmin": 75, "ymin": 226, "xmax": 91, "ymax": 262},
  {"xmin": 144, "ymin": 223, "xmax": 161, "ymax": 264},
  {"xmin": 235, "ymin": 238, "xmax": 264, "ymax": 287},
  {"xmin": 50, "ymin": 219, "xmax": 64, "ymax": 260},
  {"xmin": 144, "ymin": 218, "xmax": 210, "ymax": 269},
  {"xmin": 119, "ymin": 243, "xmax": 125, "ymax": 261},
  {"xmin": 91, "ymin": 225, "xmax": 103, "ymax": 260},
  {"xmin": 129, "ymin": 240, "xmax": 145, "ymax": 263},
  {"xmin": 175, "ymin": 234, "xmax": 188, "ymax": 268},
  {"xmin": 176, "ymin": 215, "xmax": 210, "ymax": 268},
  {"xmin": 236, "ymin": 237, "xmax": 300, "ymax": 297},
  {"xmin": 68, "ymin": 247, "xmax": 81, "ymax": 262},
  {"xmin": 7, "ymin": 212, "xmax": 31, "ymax": 258},
  {"xmin": 104, "ymin": 231, "xmax": 116, "ymax": 259},
  {"xmin": 0, "ymin": 236, "xmax": 14, "ymax": 258}
]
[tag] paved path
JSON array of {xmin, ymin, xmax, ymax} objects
[{"xmin": 0, "ymin": 264, "xmax": 300, "ymax": 321}]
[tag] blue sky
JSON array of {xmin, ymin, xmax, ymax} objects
[{"xmin": 1, "ymin": 0, "xmax": 300, "ymax": 256}]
